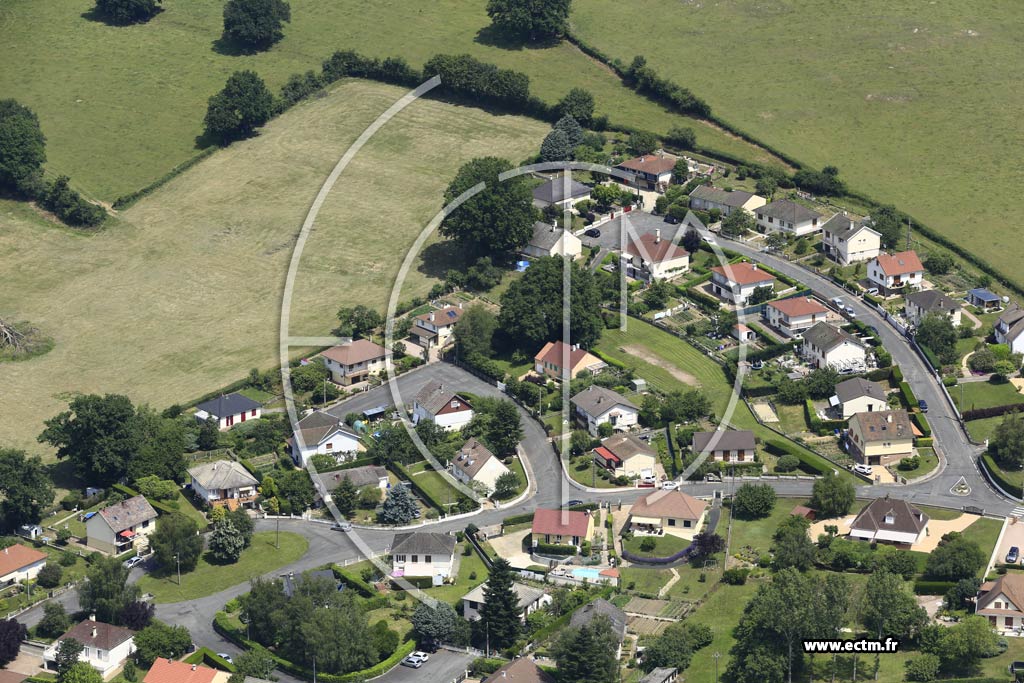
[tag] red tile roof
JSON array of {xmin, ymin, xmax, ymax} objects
[
  {"xmin": 768, "ymin": 297, "xmax": 827, "ymax": 317},
  {"xmin": 874, "ymin": 251, "xmax": 924, "ymax": 276},
  {"xmin": 617, "ymin": 154, "xmax": 676, "ymax": 176},
  {"xmin": 534, "ymin": 341, "xmax": 601, "ymax": 370},
  {"xmin": 627, "ymin": 233, "xmax": 688, "ymax": 264},
  {"xmin": 532, "ymin": 509, "xmax": 591, "ymax": 538},
  {"xmin": 144, "ymin": 659, "xmax": 221, "ymax": 683},
  {"xmin": 710, "ymin": 262, "xmax": 776, "ymax": 286},
  {"xmin": 321, "ymin": 339, "xmax": 387, "ymax": 365},
  {"xmin": 630, "ymin": 489, "xmax": 707, "ymax": 520},
  {"xmin": 594, "ymin": 446, "xmax": 621, "ymax": 464},
  {"xmin": 0, "ymin": 544, "xmax": 46, "ymax": 577}
]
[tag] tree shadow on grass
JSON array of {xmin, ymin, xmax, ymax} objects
[
  {"xmin": 416, "ymin": 240, "xmax": 468, "ymax": 281},
  {"xmin": 473, "ymin": 25, "xmax": 562, "ymax": 51},
  {"xmin": 47, "ymin": 459, "xmax": 83, "ymax": 493},
  {"xmin": 211, "ymin": 34, "xmax": 259, "ymax": 57},
  {"xmin": 80, "ymin": 6, "xmax": 164, "ymax": 26}
]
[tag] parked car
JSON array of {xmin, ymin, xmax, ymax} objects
[
  {"xmin": 865, "ymin": 287, "xmax": 879, "ymax": 296},
  {"xmin": 661, "ymin": 481, "xmax": 679, "ymax": 491},
  {"xmin": 704, "ymin": 472, "xmax": 722, "ymax": 482},
  {"xmin": 331, "ymin": 521, "xmax": 353, "ymax": 532},
  {"xmin": 566, "ymin": 499, "xmax": 584, "ymax": 507},
  {"xmin": 584, "ymin": 228, "xmax": 601, "ymax": 238},
  {"xmin": 216, "ymin": 653, "xmax": 234, "ymax": 665},
  {"xmin": 852, "ymin": 463, "xmax": 873, "ymax": 476},
  {"xmin": 123, "ymin": 556, "xmax": 145, "ymax": 570},
  {"xmin": 832, "ymin": 297, "xmax": 844, "ymax": 308},
  {"xmin": 1007, "ymin": 547, "xmax": 1020, "ymax": 564},
  {"xmin": 642, "ymin": 475, "xmax": 658, "ymax": 485},
  {"xmin": 845, "ymin": 306, "xmax": 857, "ymax": 318},
  {"xmin": 918, "ymin": 399, "xmax": 929, "ymax": 413},
  {"xmin": 402, "ymin": 652, "xmax": 430, "ymax": 669}
]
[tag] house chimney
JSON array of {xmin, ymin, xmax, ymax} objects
[
  {"xmin": 887, "ymin": 414, "xmax": 893, "ymax": 423},
  {"xmin": 751, "ymin": 263, "xmax": 758, "ymax": 270},
  {"xmin": 458, "ymin": 302, "xmax": 463, "ymax": 310},
  {"xmin": 91, "ymin": 626, "xmax": 97, "ymax": 639},
  {"xmin": 429, "ymin": 312, "xmax": 435, "ymax": 322},
  {"xmin": 655, "ymin": 228, "xmax": 661, "ymax": 244},
  {"xmin": 89, "ymin": 614, "xmax": 96, "ymax": 622}
]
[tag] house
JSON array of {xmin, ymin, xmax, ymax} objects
[
  {"xmin": 144, "ymin": 659, "xmax": 230, "ymax": 683},
  {"xmin": 534, "ymin": 340, "xmax": 606, "ymax": 380},
  {"xmin": 615, "ymin": 154, "xmax": 677, "ymax": 191},
  {"xmin": 867, "ymin": 251, "xmax": 925, "ymax": 295},
  {"xmin": 188, "ymin": 460, "xmax": 259, "ymax": 510},
  {"xmin": 287, "ymin": 410, "xmax": 363, "ymax": 466},
  {"xmin": 412, "ymin": 383, "xmax": 474, "ymax": 431},
  {"xmin": 410, "ymin": 304, "xmax": 464, "ymax": 349},
  {"xmin": 801, "ymin": 322, "xmax": 867, "ymax": 372},
  {"xmin": 570, "ymin": 385, "xmax": 639, "ymax": 435},
  {"xmin": 569, "ymin": 599, "xmax": 627, "ymax": 658},
  {"xmin": 334, "ymin": 465, "xmax": 389, "ymax": 490},
  {"xmin": 732, "ymin": 323, "xmax": 757, "ymax": 342},
  {"xmin": 281, "ymin": 569, "xmax": 341, "ymax": 598},
  {"xmin": 831, "ymin": 377, "xmax": 888, "ymax": 419},
  {"xmin": 86, "ymin": 495, "xmax": 158, "ymax": 555},
  {"xmin": 531, "ymin": 509, "xmax": 594, "ymax": 549},
  {"xmin": 321, "ymin": 339, "xmax": 387, "ymax": 386},
  {"xmin": 904, "ymin": 290, "xmax": 962, "ymax": 328},
  {"xmin": 628, "ymin": 489, "xmax": 707, "ymax": 539},
  {"xmin": 44, "ymin": 616, "xmax": 135, "ymax": 680},
  {"xmin": 639, "ymin": 668, "xmax": 679, "ymax": 683},
  {"xmin": 532, "ymin": 177, "xmax": 592, "ymax": 209},
  {"xmin": 462, "ymin": 582, "xmax": 551, "ymax": 622},
  {"xmin": 967, "ymin": 288, "xmax": 1002, "ymax": 311},
  {"xmin": 846, "ymin": 410, "xmax": 915, "ymax": 466},
  {"xmin": 0, "ymin": 544, "xmax": 47, "ymax": 587},
  {"xmin": 624, "ymin": 229, "xmax": 690, "ymax": 281},
  {"xmin": 523, "ymin": 221, "xmax": 583, "ymax": 259},
  {"xmin": 194, "ymin": 392, "xmax": 261, "ymax": 430},
  {"xmin": 594, "ymin": 433, "xmax": 657, "ymax": 478},
  {"xmin": 848, "ymin": 495, "xmax": 929, "ymax": 546},
  {"xmin": 995, "ymin": 303, "xmax": 1024, "ymax": 354},
  {"xmin": 977, "ymin": 573, "xmax": 1024, "ymax": 635},
  {"xmin": 709, "ymin": 262, "xmax": 776, "ymax": 305},
  {"xmin": 754, "ymin": 199, "xmax": 824, "ymax": 236},
  {"xmin": 390, "ymin": 532, "xmax": 457, "ymax": 581},
  {"xmin": 821, "ymin": 214, "xmax": 882, "ymax": 265},
  {"xmin": 451, "ymin": 438, "xmax": 511, "ymax": 494},
  {"xmin": 484, "ymin": 658, "xmax": 555, "ymax": 683},
  {"xmin": 692, "ymin": 429, "xmax": 756, "ymax": 463},
  {"xmin": 688, "ymin": 186, "xmax": 765, "ymax": 216},
  {"xmin": 764, "ymin": 297, "xmax": 829, "ymax": 338}
]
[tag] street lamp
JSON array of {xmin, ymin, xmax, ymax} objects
[
  {"xmin": 174, "ymin": 554, "xmax": 181, "ymax": 586},
  {"xmin": 713, "ymin": 651, "xmax": 721, "ymax": 683}
]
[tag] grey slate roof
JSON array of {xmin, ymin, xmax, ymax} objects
[
  {"xmin": 569, "ymin": 598, "xmax": 627, "ymax": 641},
  {"xmin": 338, "ymin": 465, "xmax": 389, "ymax": 488},
  {"xmin": 905, "ymin": 289, "xmax": 959, "ymax": 316},
  {"xmin": 821, "ymin": 213, "xmax": 877, "ymax": 240},
  {"xmin": 756, "ymin": 199, "xmax": 821, "ymax": 224},
  {"xmin": 391, "ymin": 531, "xmax": 457, "ymax": 557},
  {"xmin": 692, "ymin": 429, "xmax": 756, "ymax": 453},
  {"xmin": 639, "ymin": 669, "xmax": 679, "ymax": 683},
  {"xmin": 293, "ymin": 410, "xmax": 359, "ymax": 447},
  {"xmin": 281, "ymin": 569, "xmax": 338, "ymax": 598},
  {"xmin": 529, "ymin": 222, "xmax": 567, "ymax": 251},
  {"xmin": 803, "ymin": 322, "xmax": 862, "ymax": 353},
  {"xmin": 834, "ymin": 377, "xmax": 886, "ymax": 404},
  {"xmin": 571, "ymin": 385, "xmax": 637, "ymax": 416},
  {"xmin": 195, "ymin": 392, "xmax": 261, "ymax": 418},
  {"xmin": 850, "ymin": 495, "xmax": 928, "ymax": 536},
  {"xmin": 997, "ymin": 303, "xmax": 1024, "ymax": 342},
  {"xmin": 532, "ymin": 178, "xmax": 591, "ymax": 204},
  {"xmin": 689, "ymin": 185, "xmax": 755, "ymax": 208},
  {"xmin": 452, "ymin": 438, "xmax": 500, "ymax": 480},
  {"xmin": 462, "ymin": 582, "xmax": 547, "ymax": 611},
  {"xmin": 188, "ymin": 460, "xmax": 258, "ymax": 491},
  {"xmin": 97, "ymin": 495, "xmax": 157, "ymax": 533}
]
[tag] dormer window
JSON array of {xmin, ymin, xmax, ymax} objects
[
  {"xmin": 884, "ymin": 514, "xmax": 894, "ymax": 524},
  {"xmin": 451, "ymin": 400, "xmax": 460, "ymax": 409}
]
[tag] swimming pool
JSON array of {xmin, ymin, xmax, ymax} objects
[{"xmin": 571, "ymin": 567, "xmax": 602, "ymax": 581}]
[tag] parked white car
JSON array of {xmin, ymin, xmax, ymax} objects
[
  {"xmin": 852, "ymin": 463, "xmax": 873, "ymax": 476},
  {"xmin": 661, "ymin": 481, "xmax": 679, "ymax": 491}
]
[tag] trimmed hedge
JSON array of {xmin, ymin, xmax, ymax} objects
[
  {"xmin": 913, "ymin": 579, "xmax": 956, "ymax": 595},
  {"xmin": 963, "ymin": 403, "xmax": 1024, "ymax": 421},
  {"xmin": 804, "ymin": 398, "xmax": 846, "ymax": 434},
  {"xmin": 185, "ymin": 647, "xmax": 236, "ymax": 672},
  {"xmin": 911, "ymin": 411, "xmax": 932, "ymax": 438},
  {"xmin": 534, "ymin": 542, "xmax": 578, "ymax": 556},
  {"xmin": 865, "ymin": 367, "xmax": 894, "ymax": 383},
  {"xmin": 502, "ymin": 511, "xmax": 535, "ymax": 527},
  {"xmin": 387, "ymin": 461, "xmax": 477, "ymax": 515},
  {"xmin": 333, "ymin": 565, "xmax": 376, "ymax": 598},
  {"xmin": 899, "ymin": 381, "xmax": 918, "ymax": 409},
  {"xmin": 622, "ymin": 541, "xmax": 695, "ymax": 565},
  {"xmin": 980, "ymin": 453, "xmax": 1023, "ymax": 498},
  {"xmin": 318, "ymin": 455, "xmax": 378, "ymax": 474},
  {"xmin": 916, "ymin": 437, "xmax": 934, "ymax": 448},
  {"xmin": 763, "ymin": 438, "xmax": 832, "ymax": 476}
]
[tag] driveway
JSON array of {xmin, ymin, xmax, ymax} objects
[
  {"xmin": 487, "ymin": 528, "xmax": 532, "ymax": 567},
  {"xmin": 377, "ymin": 649, "xmax": 472, "ymax": 683},
  {"xmin": 578, "ymin": 210, "xmax": 684, "ymax": 251},
  {"xmin": 995, "ymin": 518, "xmax": 1024, "ymax": 567}
]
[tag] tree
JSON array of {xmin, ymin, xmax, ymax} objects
[
  {"xmin": 765, "ymin": 231, "xmax": 787, "ymax": 251},
  {"xmin": 642, "ymin": 279, "xmax": 673, "ymax": 310},
  {"xmin": 37, "ymin": 602, "xmax": 71, "ymax": 639},
  {"xmin": 0, "ymin": 448, "xmax": 54, "ymax": 530},
  {"xmin": 118, "ymin": 600, "xmax": 155, "ymax": 630},
  {"xmin": 556, "ymin": 88, "xmax": 594, "ymax": 126},
  {"xmin": 732, "ymin": 483, "xmax": 777, "ymax": 519},
  {"xmin": 239, "ymin": 577, "xmax": 288, "ymax": 645},
  {"xmin": 336, "ymin": 305, "xmax": 382, "ymax": 338},
  {"xmin": 150, "ymin": 514, "xmax": 203, "ymax": 574},
  {"xmin": 810, "ymin": 471, "xmax": 855, "ymax": 518},
  {"xmin": 628, "ymin": 131, "xmax": 658, "ymax": 156},
  {"xmin": 772, "ymin": 515, "xmax": 816, "ymax": 571},
  {"xmin": 756, "ymin": 176, "xmax": 778, "ymax": 200},
  {"xmin": 441, "ymin": 157, "xmax": 538, "ymax": 256},
  {"xmin": 133, "ymin": 475, "xmax": 178, "ymax": 502},
  {"xmin": 197, "ymin": 416, "xmax": 220, "ymax": 451},
  {"xmin": 905, "ymin": 654, "xmax": 940, "ymax": 682},
  {"xmin": 921, "ymin": 615, "xmax": 999, "ymax": 675},
  {"xmin": 94, "ymin": 0, "xmax": 161, "ymax": 23},
  {"xmin": 642, "ymin": 621, "xmax": 712, "ymax": 672},
  {"xmin": 55, "ymin": 637, "xmax": 84, "ymax": 680},
  {"xmin": 478, "ymin": 559, "xmax": 520, "ymax": 651},
  {"xmin": 411, "ymin": 601, "xmax": 461, "ymax": 646},
  {"xmin": 273, "ymin": 469, "xmax": 316, "ymax": 513},
  {"xmin": 333, "ymin": 476, "xmax": 359, "ymax": 518},
  {"xmin": 540, "ymin": 129, "xmax": 572, "ymax": 162},
  {"xmin": 79, "ymin": 556, "xmax": 140, "ymax": 624},
  {"xmin": 926, "ymin": 531, "xmax": 986, "ymax": 581},
  {"xmin": 916, "ymin": 313, "xmax": 959, "ymax": 364},
  {"xmin": 453, "ymin": 304, "xmax": 497, "ymax": 361},
  {"xmin": 682, "ymin": 228, "xmax": 701, "ymax": 254},
  {"xmin": 498, "ymin": 256, "xmax": 604, "ymax": 348},
  {"xmin": 222, "ymin": 0, "xmax": 291, "ymax": 50},
  {"xmin": 793, "ymin": 166, "xmax": 846, "ymax": 196},
  {"xmin": 552, "ymin": 614, "xmax": 620, "ymax": 683},
  {"xmin": 861, "ymin": 571, "xmax": 928, "ymax": 640},
  {"xmin": 203, "ymin": 71, "xmax": 275, "ymax": 144},
  {"xmin": 721, "ymin": 210, "xmax": 755, "ymax": 236},
  {"xmin": 487, "ymin": 400, "xmax": 523, "ymax": 457},
  {"xmin": 208, "ymin": 518, "xmax": 246, "ymax": 563},
  {"xmin": 991, "ymin": 412, "xmax": 1024, "ymax": 470},
  {"xmin": 665, "ymin": 125, "xmax": 696, "ymax": 150},
  {"xmin": 0, "ymin": 99, "xmax": 46, "ymax": 195},
  {"xmin": 690, "ymin": 532, "xmax": 725, "ymax": 560},
  {"xmin": 776, "ymin": 378, "xmax": 807, "ymax": 405},
  {"xmin": 485, "ymin": 0, "xmax": 571, "ymax": 41},
  {"xmin": 945, "ymin": 577, "xmax": 982, "ymax": 611},
  {"xmin": 133, "ymin": 622, "xmax": 193, "ymax": 666},
  {"xmin": 62, "ymin": 662, "xmax": 103, "ymax": 683},
  {"xmin": 493, "ymin": 471, "xmax": 521, "ymax": 499},
  {"xmin": 868, "ymin": 205, "xmax": 903, "ymax": 247},
  {"xmin": 804, "ymin": 367, "xmax": 840, "ymax": 399},
  {"xmin": 748, "ymin": 285, "xmax": 774, "ymax": 305},
  {"xmin": 36, "ymin": 562, "xmax": 63, "ymax": 589},
  {"xmin": 380, "ymin": 484, "xmax": 419, "ymax": 524},
  {"xmin": 0, "ymin": 619, "xmax": 26, "ymax": 666},
  {"xmin": 39, "ymin": 394, "xmax": 140, "ymax": 486},
  {"xmin": 554, "ymin": 115, "xmax": 584, "ymax": 150},
  {"xmin": 925, "ymin": 251, "xmax": 954, "ymax": 275},
  {"xmin": 226, "ymin": 508, "xmax": 255, "ymax": 547},
  {"xmin": 228, "ymin": 648, "xmax": 278, "ymax": 683}
]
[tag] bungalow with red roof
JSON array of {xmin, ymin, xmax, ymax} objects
[
  {"xmin": 764, "ymin": 296, "xmax": 829, "ymax": 338},
  {"xmin": 624, "ymin": 229, "xmax": 690, "ymax": 281},
  {"xmin": 710, "ymin": 262, "xmax": 776, "ymax": 305},
  {"xmin": 615, "ymin": 154, "xmax": 677, "ymax": 191},
  {"xmin": 594, "ymin": 433, "xmax": 657, "ymax": 478},
  {"xmin": 531, "ymin": 509, "xmax": 594, "ymax": 551},
  {"xmin": 321, "ymin": 339, "xmax": 387, "ymax": 386},
  {"xmin": 0, "ymin": 544, "xmax": 47, "ymax": 587},
  {"xmin": 627, "ymin": 489, "xmax": 707, "ymax": 539},
  {"xmin": 144, "ymin": 659, "xmax": 230, "ymax": 683},
  {"xmin": 410, "ymin": 304, "xmax": 464, "ymax": 350},
  {"xmin": 534, "ymin": 340, "xmax": 606, "ymax": 381},
  {"xmin": 867, "ymin": 251, "xmax": 925, "ymax": 295}
]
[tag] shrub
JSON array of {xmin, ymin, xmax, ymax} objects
[
  {"xmin": 39, "ymin": 176, "xmax": 106, "ymax": 227},
  {"xmin": 36, "ymin": 563, "xmax": 62, "ymax": 588},
  {"xmin": 640, "ymin": 537, "xmax": 656, "ymax": 552},
  {"xmin": 722, "ymin": 568, "xmax": 749, "ymax": 585},
  {"xmin": 774, "ymin": 454, "xmax": 800, "ymax": 472}
]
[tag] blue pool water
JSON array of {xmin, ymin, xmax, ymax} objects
[{"xmin": 571, "ymin": 567, "xmax": 602, "ymax": 580}]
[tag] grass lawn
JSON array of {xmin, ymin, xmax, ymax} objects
[
  {"xmin": 0, "ymin": 80, "xmax": 547, "ymax": 453},
  {"xmin": 965, "ymin": 516, "xmax": 1004, "ymax": 574},
  {"xmin": 774, "ymin": 401, "xmax": 810, "ymax": 435},
  {"xmin": 237, "ymin": 387, "xmax": 275, "ymax": 403},
  {"xmin": 419, "ymin": 542, "xmax": 488, "ymax": 606},
  {"xmin": 567, "ymin": 457, "xmax": 619, "ymax": 489},
  {"xmin": 682, "ymin": 581, "xmax": 761, "ymax": 682},
  {"xmin": 728, "ymin": 502, "xmax": 807, "ymax": 556},
  {"xmin": 966, "ymin": 416, "xmax": 1004, "ymax": 443},
  {"xmin": 952, "ymin": 380, "xmax": 1024, "ymax": 411},
  {"xmin": 619, "ymin": 567, "xmax": 674, "ymax": 596},
  {"xmin": 896, "ymin": 447, "xmax": 938, "ymax": 480},
  {"xmin": 507, "ymin": 455, "xmax": 528, "ymax": 497},
  {"xmin": 622, "ymin": 534, "xmax": 691, "ymax": 559},
  {"xmin": 572, "ymin": 0, "xmax": 1024, "ymax": 290},
  {"xmin": 136, "ymin": 531, "xmax": 308, "ymax": 602},
  {"xmin": 405, "ymin": 461, "xmax": 464, "ymax": 510}
]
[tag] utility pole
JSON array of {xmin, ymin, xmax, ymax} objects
[
  {"xmin": 713, "ymin": 651, "xmax": 720, "ymax": 683},
  {"xmin": 175, "ymin": 554, "xmax": 181, "ymax": 587},
  {"xmin": 276, "ymin": 517, "xmax": 280, "ymax": 549},
  {"xmin": 906, "ymin": 217, "xmax": 912, "ymax": 251}
]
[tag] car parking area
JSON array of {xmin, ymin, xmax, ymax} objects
[
  {"xmin": 994, "ymin": 518, "xmax": 1024, "ymax": 568},
  {"xmin": 579, "ymin": 211, "xmax": 686, "ymax": 251}
]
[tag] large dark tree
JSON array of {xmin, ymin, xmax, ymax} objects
[
  {"xmin": 861, "ymin": 570, "xmax": 927, "ymax": 640},
  {"xmin": 239, "ymin": 577, "xmax": 288, "ymax": 645},
  {"xmin": 203, "ymin": 71, "xmax": 275, "ymax": 144},
  {"xmin": 916, "ymin": 313, "xmax": 959, "ymax": 365},
  {"xmin": 39, "ymin": 394, "xmax": 139, "ymax": 486},
  {"xmin": 809, "ymin": 472, "xmax": 855, "ymax": 518},
  {"xmin": 498, "ymin": 256, "xmax": 603, "ymax": 348},
  {"xmin": 486, "ymin": 0, "xmax": 571, "ymax": 42},
  {"xmin": 133, "ymin": 622, "xmax": 193, "ymax": 666},
  {"xmin": 486, "ymin": 400, "xmax": 523, "ymax": 458},
  {"xmin": 453, "ymin": 304, "xmax": 497, "ymax": 361},
  {"xmin": 540, "ymin": 129, "xmax": 572, "ymax": 162},
  {"xmin": 552, "ymin": 614, "xmax": 619, "ymax": 683},
  {"xmin": 150, "ymin": 514, "xmax": 203, "ymax": 574},
  {"xmin": 926, "ymin": 531, "xmax": 986, "ymax": 581},
  {"xmin": 0, "ymin": 619, "xmax": 26, "ymax": 667},
  {"xmin": 441, "ymin": 157, "xmax": 537, "ymax": 256},
  {"xmin": 380, "ymin": 484, "xmax": 418, "ymax": 525},
  {"xmin": 0, "ymin": 100, "xmax": 46, "ymax": 195},
  {"xmin": 0, "ymin": 448, "xmax": 54, "ymax": 530},
  {"xmin": 868, "ymin": 205, "xmax": 903, "ymax": 247},
  {"xmin": 478, "ymin": 558, "xmax": 520, "ymax": 651},
  {"xmin": 772, "ymin": 515, "xmax": 816, "ymax": 571},
  {"xmin": 991, "ymin": 412, "xmax": 1024, "ymax": 471},
  {"xmin": 732, "ymin": 483, "xmax": 776, "ymax": 520},
  {"xmin": 94, "ymin": 0, "xmax": 162, "ymax": 24},
  {"xmin": 79, "ymin": 556, "xmax": 141, "ymax": 624},
  {"xmin": 556, "ymin": 88, "xmax": 594, "ymax": 126},
  {"xmin": 128, "ymin": 406, "xmax": 186, "ymax": 482},
  {"xmin": 222, "ymin": 0, "xmax": 291, "ymax": 50}
]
